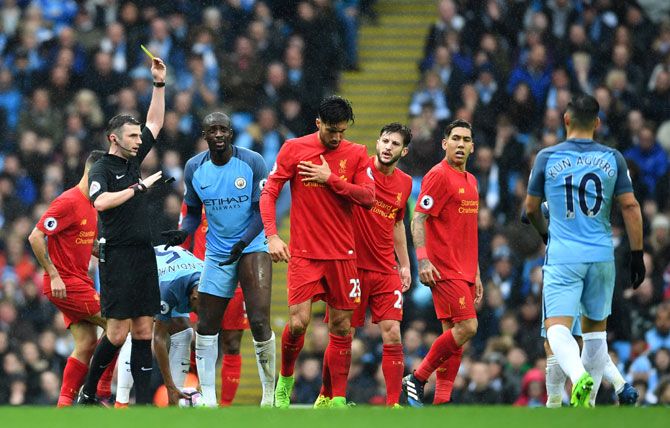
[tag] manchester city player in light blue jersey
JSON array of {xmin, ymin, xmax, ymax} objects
[
  {"xmin": 116, "ymin": 246, "xmax": 201, "ymax": 407},
  {"xmin": 525, "ymin": 95, "xmax": 645, "ymax": 408},
  {"xmin": 161, "ymin": 112, "xmax": 275, "ymax": 407}
]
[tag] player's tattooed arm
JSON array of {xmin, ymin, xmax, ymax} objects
[
  {"xmin": 28, "ymin": 227, "xmax": 67, "ymax": 299},
  {"xmin": 411, "ymin": 212, "xmax": 441, "ymax": 287},
  {"xmin": 92, "ymin": 239, "xmax": 100, "ymax": 258}
]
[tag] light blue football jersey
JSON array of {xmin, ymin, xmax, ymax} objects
[
  {"xmin": 183, "ymin": 147, "xmax": 268, "ymax": 257},
  {"xmin": 527, "ymin": 138, "xmax": 633, "ymax": 265},
  {"xmin": 154, "ymin": 246, "xmax": 202, "ymax": 321}
]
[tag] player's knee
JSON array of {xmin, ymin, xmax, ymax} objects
[
  {"xmin": 249, "ymin": 318, "xmax": 270, "ymax": 339},
  {"xmin": 221, "ymin": 334, "xmax": 242, "ymax": 355},
  {"xmin": 107, "ymin": 330, "xmax": 128, "ymax": 346},
  {"xmin": 380, "ymin": 323, "xmax": 401, "ymax": 345},
  {"xmin": 455, "ymin": 318, "xmax": 478, "ymax": 341},
  {"xmin": 329, "ymin": 318, "xmax": 351, "ymax": 337},
  {"xmin": 74, "ymin": 335, "xmax": 98, "ymax": 359},
  {"xmin": 288, "ymin": 317, "xmax": 308, "ymax": 336}
]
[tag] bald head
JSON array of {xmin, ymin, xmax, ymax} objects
[{"xmin": 202, "ymin": 112, "xmax": 231, "ymax": 129}]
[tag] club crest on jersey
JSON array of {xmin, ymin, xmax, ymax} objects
[
  {"xmin": 89, "ymin": 181, "xmax": 101, "ymax": 197},
  {"xmin": 459, "ymin": 296, "xmax": 466, "ymax": 309},
  {"xmin": 234, "ymin": 177, "xmax": 247, "ymax": 189},
  {"xmin": 420, "ymin": 195, "xmax": 434, "ymax": 209},
  {"xmin": 338, "ymin": 159, "xmax": 347, "ymax": 173},
  {"xmin": 44, "ymin": 217, "xmax": 58, "ymax": 231},
  {"xmin": 160, "ymin": 301, "xmax": 170, "ymax": 315},
  {"xmin": 396, "ymin": 192, "xmax": 402, "ymax": 203},
  {"xmin": 80, "ymin": 218, "xmax": 87, "ymax": 226}
]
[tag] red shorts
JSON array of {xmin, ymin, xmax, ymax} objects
[
  {"xmin": 287, "ymin": 257, "xmax": 359, "ymax": 310},
  {"xmin": 431, "ymin": 279, "xmax": 477, "ymax": 322},
  {"xmin": 45, "ymin": 282, "xmax": 101, "ymax": 329},
  {"xmin": 351, "ymin": 268, "xmax": 403, "ymax": 327},
  {"xmin": 188, "ymin": 287, "xmax": 249, "ymax": 330}
]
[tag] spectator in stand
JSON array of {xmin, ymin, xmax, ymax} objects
[{"xmin": 624, "ymin": 122, "xmax": 669, "ymax": 203}]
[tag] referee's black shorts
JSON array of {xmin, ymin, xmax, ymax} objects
[{"xmin": 99, "ymin": 244, "xmax": 159, "ymax": 319}]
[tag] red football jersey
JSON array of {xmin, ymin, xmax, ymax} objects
[
  {"xmin": 415, "ymin": 160, "xmax": 479, "ymax": 282},
  {"xmin": 36, "ymin": 187, "xmax": 98, "ymax": 289},
  {"xmin": 354, "ymin": 157, "xmax": 412, "ymax": 273},
  {"xmin": 179, "ymin": 203, "xmax": 207, "ymax": 260},
  {"xmin": 261, "ymin": 132, "xmax": 374, "ymax": 260}
]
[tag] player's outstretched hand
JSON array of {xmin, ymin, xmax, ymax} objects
[
  {"xmin": 268, "ymin": 234, "xmax": 290, "ymax": 263},
  {"xmin": 166, "ymin": 386, "xmax": 187, "ymax": 406},
  {"xmin": 630, "ymin": 250, "xmax": 645, "ymax": 289},
  {"xmin": 418, "ymin": 259, "xmax": 441, "ymax": 287},
  {"xmin": 400, "ymin": 266, "xmax": 411, "ymax": 292},
  {"xmin": 161, "ymin": 230, "xmax": 189, "ymax": 250},
  {"xmin": 219, "ymin": 240, "xmax": 247, "ymax": 266},
  {"xmin": 50, "ymin": 275, "xmax": 67, "ymax": 299}
]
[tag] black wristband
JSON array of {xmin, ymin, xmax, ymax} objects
[
  {"xmin": 153, "ymin": 81, "xmax": 165, "ymax": 87},
  {"xmin": 132, "ymin": 183, "xmax": 147, "ymax": 195}
]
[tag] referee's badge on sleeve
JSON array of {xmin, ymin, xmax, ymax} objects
[{"xmin": 90, "ymin": 181, "xmax": 101, "ymax": 197}]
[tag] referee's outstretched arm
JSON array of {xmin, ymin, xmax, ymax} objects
[{"xmin": 145, "ymin": 57, "xmax": 167, "ymax": 139}]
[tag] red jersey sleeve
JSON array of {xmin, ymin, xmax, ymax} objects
[
  {"xmin": 325, "ymin": 145, "xmax": 375, "ymax": 208},
  {"xmin": 260, "ymin": 142, "xmax": 295, "ymax": 236},
  {"xmin": 396, "ymin": 174, "xmax": 413, "ymax": 222},
  {"xmin": 416, "ymin": 166, "xmax": 449, "ymax": 216},
  {"xmin": 36, "ymin": 197, "xmax": 76, "ymax": 236}
]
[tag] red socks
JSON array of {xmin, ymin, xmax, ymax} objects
[
  {"xmin": 382, "ymin": 344, "xmax": 404, "ymax": 405},
  {"xmin": 319, "ymin": 350, "xmax": 332, "ymax": 398},
  {"xmin": 280, "ymin": 324, "xmax": 305, "ymax": 377},
  {"xmin": 57, "ymin": 357, "xmax": 88, "ymax": 407},
  {"xmin": 414, "ymin": 329, "xmax": 460, "ymax": 383},
  {"xmin": 433, "ymin": 347, "xmax": 463, "ymax": 404},
  {"xmin": 220, "ymin": 354, "xmax": 242, "ymax": 406},
  {"xmin": 96, "ymin": 351, "xmax": 118, "ymax": 400},
  {"xmin": 325, "ymin": 333, "xmax": 352, "ymax": 398}
]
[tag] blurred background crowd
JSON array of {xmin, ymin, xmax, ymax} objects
[{"xmin": 0, "ymin": 0, "xmax": 669, "ymax": 407}]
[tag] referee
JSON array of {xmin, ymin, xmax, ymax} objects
[{"xmin": 78, "ymin": 57, "xmax": 167, "ymax": 405}]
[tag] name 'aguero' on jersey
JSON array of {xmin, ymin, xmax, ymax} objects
[
  {"xmin": 527, "ymin": 138, "xmax": 633, "ymax": 265},
  {"xmin": 154, "ymin": 246, "xmax": 202, "ymax": 321},
  {"xmin": 183, "ymin": 147, "xmax": 268, "ymax": 257}
]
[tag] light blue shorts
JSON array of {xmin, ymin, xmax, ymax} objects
[
  {"xmin": 542, "ymin": 261, "xmax": 615, "ymax": 323},
  {"xmin": 540, "ymin": 310, "xmax": 582, "ymax": 338},
  {"xmin": 198, "ymin": 255, "xmax": 239, "ymax": 299}
]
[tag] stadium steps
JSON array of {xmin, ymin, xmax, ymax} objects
[
  {"xmin": 339, "ymin": 0, "xmax": 436, "ymax": 150},
  {"xmin": 234, "ymin": 0, "xmax": 436, "ymax": 404}
]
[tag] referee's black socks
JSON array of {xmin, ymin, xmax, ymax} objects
[
  {"xmin": 82, "ymin": 335, "xmax": 121, "ymax": 398},
  {"xmin": 131, "ymin": 339, "xmax": 154, "ymax": 404}
]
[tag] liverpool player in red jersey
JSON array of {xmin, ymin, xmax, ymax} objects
[
  {"xmin": 28, "ymin": 150, "xmax": 113, "ymax": 406},
  {"xmin": 402, "ymin": 119, "xmax": 483, "ymax": 407},
  {"xmin": 317, "ymin": 123, "xmax": 413, "ymax": 407},
  {"xmin": 260, "ymin": 96, "xmax": 375, "ymax": 408},
  {"xmin": 179, "ymin": 203, "xmax": 249, "ymax": 406}
]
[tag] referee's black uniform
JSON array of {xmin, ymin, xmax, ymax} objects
[{"xmin": 88, "ymin": 126, "xmax": 159, "ymax": 319}]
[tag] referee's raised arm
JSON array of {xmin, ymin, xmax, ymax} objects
[{"xmin": 145, "ymin": 57, "xmax": 166, "ymax": 139}]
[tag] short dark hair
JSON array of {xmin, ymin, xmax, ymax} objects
[
  {"xmin": 106, "ymin": 114, "xmax": 140, "ymax": 137},
  {"xmin": 202, "ymin": 111, "xmax": 231, "ymax": 129},
  {"xmin": 85, "ymin": 150, "xmax": 106, "ymax": 168},
  {"xmin": 444, "ymin": 119, "xmax": 473, "ymax": 139},
  {"xmin": 318, "ymin": 95, "xmax": 354, "ymax": 125},
  {"xmin": 567, "ymin": 94, "xmax": 600, "ymax": 129},
  {"xmin": 379, "ymin": 122, "xmax": 412, "ymax": 147}
]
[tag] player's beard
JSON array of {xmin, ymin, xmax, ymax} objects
[{"xmin": 377, "ymin": 151, "xmax": 401, "ymax": 166}]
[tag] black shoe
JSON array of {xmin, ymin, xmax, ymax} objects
[
  {"xmin": 77, "ymin": 390, "xmax": 107, "ymax": 406},
  {"xmin": 402, "ymin": 373, "xmax": 425, "ymax": 408}
]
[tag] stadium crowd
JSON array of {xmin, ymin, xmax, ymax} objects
[{"xmin": 0, "ymin": 0, "xmax": 669, "ymax": 407}]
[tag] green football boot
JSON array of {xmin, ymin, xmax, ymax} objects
[
  {"xmin": 313, "ymin": 394, "xmax": 331, "ymax": 409},
  {"xmin": 274, "ymin": 375, "xmax": 295, "ymax": 409},
  {"xmin": 570, "ymin": 372, "xmax": 594, "ymax": 408}
]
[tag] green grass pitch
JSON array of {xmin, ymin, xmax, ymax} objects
[{"xmin": 2, "ymin": 406, "xmax": 667, "ymax": 428}]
